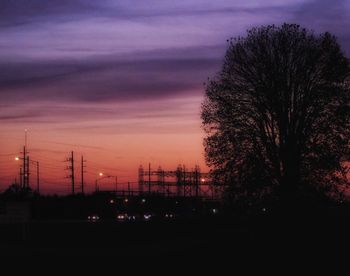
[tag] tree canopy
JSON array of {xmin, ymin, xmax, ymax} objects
[{"xmin": 202, "ymin": 24, "xmax": 350, "ymax": 203}]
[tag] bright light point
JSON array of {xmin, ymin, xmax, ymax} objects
[
  {"xmin": 141, "ymin": 198, "xmax": 146, "ymax": 203},
  {"xmin": 15, "ymin": 157, "xmax": 20, "ymax": 161},
  {"xmin": 124, "ymin": 198, "xmax": 128, "ymax": 203},
  {"xmin": 117, "ymin": 214, "xmax": 125, "ymax": 220},
  {"xmin": 88, "ymin": 214, "xmax": 99, "ymax": 221},
  {"xmin": 99, "ymin": 172, "xmax": 103, "ymax": 176},
  {"xmin": 200, "ymin": 178, "xmax": 206, "ymax": 182},
  {"xmin": 110, "ymin": 199, "xmax": 114, "ymax": 204}
]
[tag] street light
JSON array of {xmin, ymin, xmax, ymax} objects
[
  {"xmin": 95, "ymin": 173, "xmax": 118, "ymax": 193},
  {"xmin": 94, "ymin": 172, "xmax": 105, "ymax": 192}
]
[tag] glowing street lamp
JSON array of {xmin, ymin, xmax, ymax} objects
[{"xmin": 95, "ymin": 172, "xmax": 117, "ymax": 193}]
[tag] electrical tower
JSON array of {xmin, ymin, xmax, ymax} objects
[{"xmin": 137, "ymin": 163, "xmax": 220, "ymax": 199}]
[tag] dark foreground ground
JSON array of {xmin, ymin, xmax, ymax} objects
[{"xmin": 1, "ymin": 208, "xmax": 350, "ymax": 272}]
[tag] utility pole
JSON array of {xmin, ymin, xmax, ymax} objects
[
  {"xmin": 26, "ymin": 155, "xmax": 30, "ymax": 189},
  {"xmin": 95, "ymin": 179, "xmax": 98, "ymax": 192},
  {"xmin": 195, "ymin": 166, "xmax": 199, "ymax": 198},
  {"xmin": 19, "ymin": 167, "xmax": 23, "ymax": 187},
  {"xmin": 81, "ymin": 155, "xmax": 86, "ymax": 194},
  {"xmin": 22, "ymin": 146, "xmax": 27, "ymax": 188},
  {"xmin": 183, "ymin": 165, "xmax": 186, "ymax": 197},
  {"xmin": 23, "ymin": 129, "xmax": 28, "ymax": 189},
  {"xmin": 65, "ymin": 151, "xmax": 75, "ymax": 194},
  {"xmin": 71, "ymin": 151, "xmax": 75, "ymax": 194},
  {"xmin": 36, "ymin": 161, "xmax": 40, "ymax": 193},
  {"xmin": 148, "ymin": 163, "xmax": 151, "ymax": 193}
]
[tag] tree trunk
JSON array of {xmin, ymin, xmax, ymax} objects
[{"xmin": 279, "ymin": 143, "xmax": 301, "ymax": 213}]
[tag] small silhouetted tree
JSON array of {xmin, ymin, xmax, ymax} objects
[
  {"xmin": 202, "ymin": 24, "xmax": 350, "ymax": 204},
  {"xmin": 1, "ymin": 183, "xmax": 33, "ymax": 199}
]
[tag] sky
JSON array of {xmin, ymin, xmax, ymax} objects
[{"xmin": 0, "ymin": 0, "xmax": 349, "ymax": 194}]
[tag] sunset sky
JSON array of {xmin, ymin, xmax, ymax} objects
[{"xmin": 0, "ymin": 0, "xmax": 349, "ymax": 194}]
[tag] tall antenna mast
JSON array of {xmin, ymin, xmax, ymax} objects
[
  {"xmin": 25, "ymin": 129, "xmax": 28, "ymax": 148},
  {"xmin": 22, "ymin": 129, "xmax": 29, "ymax": 189}
]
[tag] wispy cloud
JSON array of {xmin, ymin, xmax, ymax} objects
[
  {"xmin": 1, "ymin": 0, "xmax": 348, "ymax": 129},
  {"xmin": 0, "ymin": 0, "xmax": 348, "ymax": 125},
  {"xmin": 0, "ymin": 52, "xmax": 220, "ymax": 103},
  {"xmin": 293, "ymin": 0, "xmax": 350, "ymax": 54}
]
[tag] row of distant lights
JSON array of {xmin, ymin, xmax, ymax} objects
[
  {"xmin": 88, "ymin": 215, "xmax": 100, "ymax": 220},
  {"xmin": 100, "ymin": 172, "xmax": 206, "ymax": 182},
  {"xmin": 116, "ymin": 213, "xmax": 153, "ymax": 221},
  {"xmin": 120, "ymin": 205, "xmax": 260, "ymax": 214},
  {"xmin": 110, "ymin": 199, "xmax": 184, "ymax": 206},
  {"xmin": 91, "ymin": 209, "xmax": 218, "ymax": 222},
  {"xmin": 109, "ymin": 198, "xmax": 147, "ymax": 204}
]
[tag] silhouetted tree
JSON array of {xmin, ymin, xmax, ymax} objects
[
  {"xmin": 1, "ymin": 183, "xmax": 33, "ymax": 199},
  {"xmin": 202, "ymin": 24, "xmax": 350, "ymax": 204}
]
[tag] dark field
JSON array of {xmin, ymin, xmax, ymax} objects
[{"xmin": 1, "ymin": 208, "xmax": 350, "ymax": 271}]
